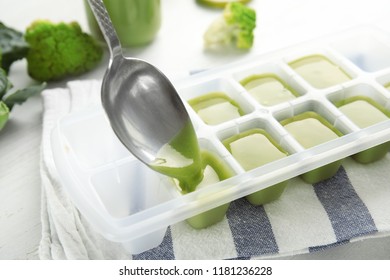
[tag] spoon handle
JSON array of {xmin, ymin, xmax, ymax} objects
[{"xmin": 87, "ymin": 0, "xmax": 122, "ymax": 58}]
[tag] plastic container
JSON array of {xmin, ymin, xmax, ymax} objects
[
  {"xmin": 84, "ymin": 0, "xmax": 161, "ymax": 47},
  {"xmin": 51, "ymin": 26, "xmax": 390, "ymax": 254}
]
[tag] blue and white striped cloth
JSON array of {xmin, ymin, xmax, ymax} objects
[
  {"xmin": 133, "ymin": 161, "xmax": 390, "ymax": 260},
  {"xmin": 40, "ymin": 80, "xmax": 390, "ymax": 260}
]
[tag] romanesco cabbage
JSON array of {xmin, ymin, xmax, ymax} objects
[
  {"xmin": 204, "ymin": 2, "xmax": 256, "ymax": 50},
  {"xmin": 25, "ymin": 20, "xmax": 103, "ymax": 81}
]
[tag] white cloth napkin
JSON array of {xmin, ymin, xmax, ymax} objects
[
  {"xmin": 39, "ymin": 80, "xmax": 390, "ymax": 260},
  {"xmin": 39, "ymin": 80, "xmax": 129, "ymax": 259}
]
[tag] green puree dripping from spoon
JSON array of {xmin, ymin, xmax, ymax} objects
[{"xmin": 150, "ymin": 121, "xmax": 204, "ymax": 193}]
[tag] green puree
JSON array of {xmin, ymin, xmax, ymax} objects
[
  {"xmin": 289, "ymin": 55, "xmax": 351, "ymax": 89},
  {"xmin": 150, "ymin": 120, "xmax": 232, "ymax": 194},
  {"xmin": 150, "ymin": 121, "xmax": 203, "ymax": 193},
  {"xmin": 335, "ymin": 96, "xmax": 390, "ymax": 164},
  {"xmin": 336, "ymin": 97, "xmax": 390, "ymax": 128},
  {"xmin": 281, "ymin": 112, "xmax": 341, "ymax": 149},
  {"xmin": 188, "ymin": 92, "xmax": 244, "ymax": 125},
  {"xmin": 199, "ymin": 151, "xmax": 233, "ymax": 181},
  {"xmin": 223, "ymin": 129, "xmax": 288, "ymax": 171},
  {"xmin": 185, "ymin": 150, "xmax": 233, "ymax": 229},
  {"xmin": 150, "ymin": 119, "xmax": 233, "ymax": 229},
  {"xmin": 240, "ymin": 74, "xmax": 298, "ymax": 106},
  {"xmin": 284, "ymin": 118, "xmax": 339, "ymax": 148},
  {"xmin": 281, "ymin": 112, "xmax": 343, "ymax": 183},
  {"xmin": 84, "ymin": 0, "xmax": 161, "ymax": 47},
  {"xmin": 223, "ymin": 129, "xmax": 289, "ymax": 205}
]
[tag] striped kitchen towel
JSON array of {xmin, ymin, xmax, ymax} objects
[
  {"xmin": 134, "ymin": 162, "xmax": 390, "ymax": 260},
  {"xmin": 40, "ymin": 80, "xmax": 390, "ymax": 260}
]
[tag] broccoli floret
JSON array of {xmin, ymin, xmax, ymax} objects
[
  {"xmin": 25, "ymin": 20, "xmax": 103, "ymax": 82},
  {"xmin": 204, "ymin": 2, "xmax": 256, "ymax": 50}
]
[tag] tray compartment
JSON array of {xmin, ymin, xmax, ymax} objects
[
  {"xmin": 285, "ymin": 49, "xmax": 357, "ymax": 90},
  {"xmin": 155, "ymin": 137, "xmax": 237, "ymax": 229},
  {"xmin": 178, "ymin": 77, "xmax": 254, "ymax": 126},
  {"xmin": 61, "ymin": 112, "xmax": 131, "ymax": 169},
  {"xmin": 331, "ymin": 32, "xmax": 390, "ymax": 73},
  {"xmin": 232, "ymin": 61, "xmax": 307, "ymax": 108},
  {"xmin": 274, "ymin": 99, "xmax": 349, "ymax": 183},
  {"xmin": 217, "ymin": 117, "xmax": 292, "ymax": 205},
  {"xmin": 327, "ymin": 83, "xmax": 390, "ymax": 163}
]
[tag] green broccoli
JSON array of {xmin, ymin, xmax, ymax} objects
[
  {"xmin": 204, "ymin": 2, "xmax": 256, "ymax": 50},
  {"xmin": 25, "ymin": 20, "xmax": 103, "ymax": 82},
  {"xmin": 0, "ymin": 22, "xmax": 29, "ymax": 73},
  {"xmin": 0, "ymin": 67, "xmax": 46, "ymax": 132}
]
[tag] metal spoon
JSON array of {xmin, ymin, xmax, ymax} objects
[{"xmin": 87, "ymin": 0, "xmax": 202, "ymax": 190}]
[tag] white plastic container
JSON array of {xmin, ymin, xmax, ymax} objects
[{"xmin": 51, "ymin": 26, "xmax": 390, "ymax": 254}]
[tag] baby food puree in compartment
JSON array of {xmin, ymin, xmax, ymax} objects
[
  {"xmin": 152, "ymin": 133, "xmax": 230, "ymax": 228},
  {"xmin": 240, "ymin": 74, "xmax": 298, "ymax": 106},
  {"xmin": 188, "ymin": 92, "xmax": 244, "ymax": 125},
  {"xmin": 173, "ymin": 150, "xmax": 234, "ymax": 229},
  {"xmin": 336, "ymin": 96, "xmax": 390, "ymax": 163},
  {"xmin": 289, "ymin": 55, "xmax": 351, "ymax": 89},
  {"xmin": 281, "ymin": 112, "xmax": 343, "ymax": 183},
  {"xmin": 223, "ymin": 129, "xmax": 289, "ymax": 205},
  {"xmin": 338, "ymin": 98, "xmax": 389, "ymax": 128}
]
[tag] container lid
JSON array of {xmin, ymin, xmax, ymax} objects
[{"xmin": 196, "ymin": 0, "xmax": 251, "ymax": 8}]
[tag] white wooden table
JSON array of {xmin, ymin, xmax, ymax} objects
[{"xmin": 1, "ymin": 0, "xmax": 390, "ymax": 259}]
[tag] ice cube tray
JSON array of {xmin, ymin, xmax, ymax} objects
[{"xmin": 51, "ymin": 26, "xmax": 390, "ymax": 254}]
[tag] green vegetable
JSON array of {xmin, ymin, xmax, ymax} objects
[
  {"xmin": 0, "ymin": 68, "xmax": 12, "ymax": 100},
  {"xmin": 25, "ymin": 20, "xmax": 103, "ymax": 82},
  {"xmin": 197, "ymin": 0, "xmax": 252, "ymax": 9},
  {"xmin": 0, "ymin": 68, "xmax": 45, "ymax": 132},
  {"xmin": 203, "ymin": 2, "xmax": 256, "ymax": 50},
  {"xmin": 0, "ymin": 22, "xmax": 29, "ymax": 72},
  {"xmin": 3, "ymin": 83, "xmax": 46, "ymax": 111},
  {"xmin": 0, "ymin": 101, "xmax": 9, "ymax": 131}
]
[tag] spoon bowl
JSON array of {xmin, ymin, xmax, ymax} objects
[
  {"xmin": 87, "ymin": 0, "xmax": 203, "ymax": 191},
  {"xmin": 101, "ymin": 55, "xmax": 190, "ymax": 164}
]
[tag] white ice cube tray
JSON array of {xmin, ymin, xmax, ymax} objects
[{"xmin": 51, "ymin": 26, "xmax": 390, "ymax": 254}]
